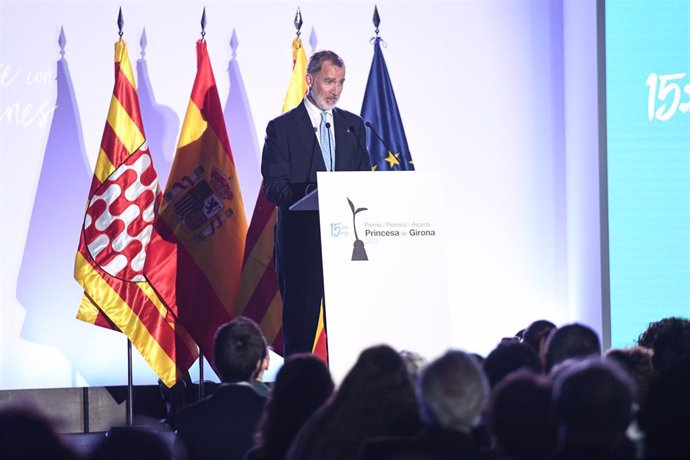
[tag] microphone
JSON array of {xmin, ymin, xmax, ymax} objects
[
  {"xmin": 365, "ymin": 121, "xmax": 395, "ymax": 155},
  {"xmin": 325, "ymin": 121, "xmax": 333, "ymax": 171}
]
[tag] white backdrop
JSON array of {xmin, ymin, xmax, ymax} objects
[{"xmin": 0, "ymin": 0, "xmax": 602, "ymax": 389}]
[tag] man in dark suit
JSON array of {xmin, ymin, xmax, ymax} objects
[
  {"xmin": 261, "ymin": 50, "xmax": 370, "ymax": 356},
  {"xmin": 175, "ymin": 317, "xmax": 270, "ymax": 460}
]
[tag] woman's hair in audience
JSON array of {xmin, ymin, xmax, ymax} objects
[
  {"xmin": 286, "ymin": 344, "xmax": 421, "ymax": 460},
  {"xmin": 250, "ymin": 354, "xmax": 334, "ymax": 460}
]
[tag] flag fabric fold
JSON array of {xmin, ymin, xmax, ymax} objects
[
  {"xmin": 145, "ymin": 40, "xmax": 247, "ymax": 370},
  {"xmin": 361, "ymin": 37, "xmax": 415, "ymax": 171},
  {"xmin": 74, "ymin": 39, "xmax": 198, "ymax": 388}
]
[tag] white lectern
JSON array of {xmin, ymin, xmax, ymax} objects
[{"xmin": 315, "ymin": 171, "xmax": 452, "ymax": 383}]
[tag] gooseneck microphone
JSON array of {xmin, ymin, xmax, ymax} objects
[
  {"xmin": 325, "ymin": 121, "xmax": 333, "ymax": 171},
  {"xmin": 365, "ymin": 121, "xmax": 396, "ymax": 155}
]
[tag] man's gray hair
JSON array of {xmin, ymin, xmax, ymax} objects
[
  {"xmin": 307, "ymin": 50, "xmax": 345, "ymax": 74},
  {"xmin": 419, "ymin": 350, "xmax": 488, "ymax": 432}
]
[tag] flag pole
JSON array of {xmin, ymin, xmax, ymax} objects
[
  {"xmin": 117, "ymin": 7, "xmax": 135, "ymax": 428},
  {"xmin": 126, "ymin": 339, "xmax": 134, "ymax": 426},
  {"xmin": 196, "ymin": 7, "xmax": 207, "ymax": 403}
]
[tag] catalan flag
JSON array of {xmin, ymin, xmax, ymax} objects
[
  {"xmin": 74, "ymin": 39, "xmax": 198, "ymax": 387},
  {"xmin": 361, "ymin": 37, "xmax": 414, "ymax": 171},
  {"xmin": 237, "ymin": 36, "xmax": 329, "ymax": 361},
  {"xmin": 145, "ymin": 40, "xmax": 247, "ymax": 369}
]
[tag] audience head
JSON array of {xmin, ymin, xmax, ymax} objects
[
  {"xmin": 252, "ymin": 353, "xmax": 333, "ymax": 460},
  {"xmin": 637, "ymin": 358, "xmax": 690, "ymax": 459},
  {"xmin": 489, "ymin": 370, "xmax": 556, "ymax": 460},
  {"xmin": 418, "ymin": 349, "xmax": 488, "ymax": 433},
  {"xmin": 483, "ymin": 342, "xmax": 542, "ymax": 388},
  {"xmin": 213, "ymin": 316, "xmax": 268, "ymax": 383},
  {"xmin": 0, "ymin": 404, "xmax": 77, "ymax": 460},
  {"xmin": 648, "ymin": 316, "xmax": 690, "ymax": 375},
  {"xmin": 399, "ymin": 349, "xmax": 427, "ymax": 381},
  {"xmin": 552, "ymin": 358, "xmax": 634, "ymax": 451},
  {"xmin": 90, "ymin": 426, "xmax": 172, "ymax": 460},
  {"xmin": 544, "ymin": 323, "xmax": 601, "ymax": 372},
  {"xmin": 636, "ymin": 317, "xmax": 675, "ymax": 348},
  {"xmin": 522, "ymin": 319, "xmax": 557, "ymax": 362},
  {"xmin": 605, "ymin": 346, "xmax": 653, "ymax": 403}
]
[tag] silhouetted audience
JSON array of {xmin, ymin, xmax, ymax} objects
[
  {"xmin": 605, "ymin": 346, "xmax": 653, "ymax": 404},
  {"xmin": 551, "ymin": 357, "xmax": 635, "ymax": 459},
  {"xmin": 246, "ymin": 354, "xmax": 334, "ymax": 460},
  {"xmin": 488, "ymin": 369, "xmax": 555, "ymax": 460},
  {"xmin": 90, "ymin": 426, "xmax": 172, "ymax": 460},
  {"xmin": 544, "ymin": 323, "xmax": 601, "ymax": 372},
  {"xmin": 359, "ymin": 350, "xmax": 488, "ymax": 460},
  {"xmin": 521, "ymin": 319, "xmax": 556, "ymax": 365},
  {"xmin": 637, "ymin": 358, "xmax": 690, "ymax": 459},
  {"xmin": 286, "ymin": 345, "xmax": 421, "ymax": 460},
  {"xmin": 483, "ymin": 342, "xmax": 542, "ymax": 388},
  {"xmin": 0, "ymin": 404, "xmax": 79, "ymax": 460},
  {"xmin": 175, "ymin": 317, "xmax": 269, "ymax": 460}
]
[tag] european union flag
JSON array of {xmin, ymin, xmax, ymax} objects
[{"xmin": 361, "ymin": 37, "xmax": 414, "ymax": 171}]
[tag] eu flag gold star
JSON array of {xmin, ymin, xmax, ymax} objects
[{"xmin": 384, "ymin": 151, "xmax": 400, "ymax": 168}]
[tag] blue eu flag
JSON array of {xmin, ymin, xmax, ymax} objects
[{"xmin": 361, "ymin": 37, "xmax": 414, "ymax": 171}]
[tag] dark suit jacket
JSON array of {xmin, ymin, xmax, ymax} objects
[
  {"xmin": 174, "ymin": 383, "xmax": 267, "ymax": 460},
  {"xmin": 260, "ymin": 102, "xmax": 370, "ymax": 354}
]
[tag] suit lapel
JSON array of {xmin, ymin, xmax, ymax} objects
[{"xmin": 290, "ymin": 103, "xmax": 325, "ymax": 170}]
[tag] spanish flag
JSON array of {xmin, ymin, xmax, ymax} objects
[{"xmin": 145, "ymin": 40, "xmax": 247, "ymax": 370}]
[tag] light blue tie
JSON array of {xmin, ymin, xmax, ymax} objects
[{"xmin": 320, "ymin": 111, "xmax": 333, "ymax": 171}]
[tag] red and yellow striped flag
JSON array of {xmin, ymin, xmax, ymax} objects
[
  {"xmin": 145, "ymin": 40, "xmax": 247, "ymax": 369},
  {"xmin": 238, "ymin": 37, "xmax": 328, "ymax": 361},
  {"xmin": 74, "ymin": 39, "xmax": 198, "ymax": 387}
]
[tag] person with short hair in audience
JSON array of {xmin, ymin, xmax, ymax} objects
[
  {"xmin": 246, "ymin": 354, "xmax": 334, "ymax": 460},
  {"xmin": 551, "ymin": 357, "xmax": 635, "ymax": 459},
  {"xmin": 605, "ymin": 347, "xmax": 653, "ymax": 404},
  {"xmin": 521, "ymin": 319, "xmax": 556, "ymax": 366},
  {"xmin": 544, "ymin": 323, "xmax": 601, "ymax": 372},
  {"xmin": 488, "ymin": 369, "xmax": 556, "ymax": 460},
  {"xmin": 648, "ymin": 316, "xmax": 690, "ymax": 376},
  {"xmin": 359, "ymin": 350, "xmax": 488, "ymax": 460},
  {"xmin": 0, "ymin": 404, "xmax": 80, "ymax": 460},
  {"xmin": 636, "ymin": 317, "xmax": 676, "ymax": 349},
  {"xmin": 286, "ymin": 345, "xmax": 421, "ymax": 460},
  {"xmin": 175, "ymin": 317, "xmax": 270, "ymax": 460},
  {"xmin": 637, "ymin": 358, "xmax": 690, "ymax": 459},
  {"xmin": 483, "ymin": 342, "xmax": 542, "ymax": 389}
]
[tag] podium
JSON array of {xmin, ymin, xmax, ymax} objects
[{"xmin": 313, "ymin": 171, "xmax": 452, "ymax": 383}]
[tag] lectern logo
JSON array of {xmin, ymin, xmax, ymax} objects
[{"xmin": 347, "ymin": 197, "xmax": 368, "ymax": 261}]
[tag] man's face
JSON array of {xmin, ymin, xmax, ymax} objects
[{"xmin": 306, "ymin": 60, "xmax": 346, "ymax": 111}]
